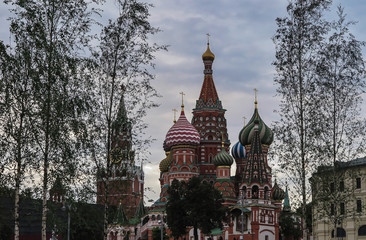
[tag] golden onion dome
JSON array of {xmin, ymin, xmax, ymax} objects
[
  {"xmin": 202, "ymin": 43, "xmax": 215, "ymax": 61},
  {"xmin": 159, "ymin": 151, "xmax": 173, "ymax": 172}
]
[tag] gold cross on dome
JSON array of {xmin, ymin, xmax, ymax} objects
[
  {"xmin": 254, "ymin": 88, "xmax": 258, "ymax": 108},
  {"xmin": 273, "ymin": 170, "xmax": 277, "ymax": 182},
  {"xmin": 254, "ymin": 88, "xmax": 258, "ymax": 101},
  {"xmin": 206, "ymin": 33, "xmax": 210, "ymax": 44},
  {"xmin": 179, "ymin": 92, "xmax": 185, "ymax": 110},
  {"xmin": 172, "ymin": 108, "xmax": 178, "ymax": 123}
]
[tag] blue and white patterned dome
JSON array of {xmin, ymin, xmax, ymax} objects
[{"xmin": 231, "ymin": 141, "xmax": 246, "ymax": 159}]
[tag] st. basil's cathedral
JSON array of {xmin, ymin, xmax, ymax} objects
[{"xmin": 105, "ymin": 42, "xmax": 288, "ymax": 240}]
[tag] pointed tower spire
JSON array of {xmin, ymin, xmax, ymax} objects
[
  {"xmin": 196, "ymin": 39, "xmax": 221, "ymax": 110},
  {"xmin": 113, "ymin": 201, "xmax": 129, "ymax": 225},
  {"xmin": 111, "ymin": 84, "xmax": 132, "ymax": 150},
  {"xmin": 283, "ymin": 184, "xmax": 291, "ymax": 212},
  {"xmin": 135, "ymin": 197, "xmax": 147, "ymax": 219},
  {"xmin": 192, "ymin": 40, "xmax": 230, "ymax": 179}
]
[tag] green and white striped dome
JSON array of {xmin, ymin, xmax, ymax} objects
[
  {"xmin": 239, "ymin": 107, "xmax": 273, "ymax": 146},
  {"xmin": 213, "ymin": 146, "xmax": 234, "ymax": 166}
]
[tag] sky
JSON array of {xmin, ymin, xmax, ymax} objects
[{"xmin": 1, "ymin": 0, "xmax": 366, "ymax": 206}]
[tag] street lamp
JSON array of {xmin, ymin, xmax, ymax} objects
[
  {"xmin": 241, "ymin": 189, "xmax": 246, "ymax": 240},
  {"xmin": 158, "ymin": 219, "xmax": 163, "ymax": 240},
  {"xmin": 62, "ymin": 202, "xmax": 75, "ymax": 240}
]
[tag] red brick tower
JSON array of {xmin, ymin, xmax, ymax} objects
[
  {"xmin": 191, "ymin": 41, "xmax": 230, "ymax": 183},
  {"xmin": 97, "ymin": 86, "xmax": 144, "ymax": 219}
]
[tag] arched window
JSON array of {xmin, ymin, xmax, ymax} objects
[
  {"xmin": 152, "ymin": 215, "xmax": 156, "ymax": 221},
  {"xmin": 242, "ymin": 186, "xmax": 247, "ymax": 199},
  {"xmin": 264, "ymin": 186, "xmax": 269, "ymax": 200},
  {"xmin": 209, "ymin": 154, "xmax": 213, "ymax": 163},
  {"xmin": 331, "ymin": 228, "xmax": 346, "ymax": 238},
  {"xmin": 359, "ymin": 225, "xmax": 366, "ymax": 236},
  {"xmin": 252, "ymin": 185, "xmax": 259, "ymax": 199}
]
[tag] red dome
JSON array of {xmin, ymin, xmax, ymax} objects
[{"xmin": 165, "ymin": 110, "xmax": 200, "ymax": 148}]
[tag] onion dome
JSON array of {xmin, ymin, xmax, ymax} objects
[
  {"xmin": 239, "ymin": 103, "xmax": 273, "ymax": 146},
  {"xmin": 159, "ymin": 151, "xmax": 173, "ymax": 172},
  {"xmin": 271, "ymin": 180, "xmax": 285, "ymax": 201},
  {"xmin": 231, "ymin": 141, "xmax": 246, "ymax": 159},
  {"xmin": 202, "ymin": 43, "xmax": 215, "ymax": 61},
  {"xmin": 165, "ymin": 109, "xmax": 200, "ymax": 148},
  {"xmin": 213, "ymin": 143, "xmax": 234, "ymax": 166}
]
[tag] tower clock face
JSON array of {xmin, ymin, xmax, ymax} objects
[{"xmin": 110, "ymin": 147, "xmax": 123, "ymax": 163}]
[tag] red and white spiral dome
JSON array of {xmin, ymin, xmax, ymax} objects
[{"xmin": 165, "ymin": 109, "xmax": 200, "ymax": 148}]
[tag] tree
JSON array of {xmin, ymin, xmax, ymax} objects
[
  {"xmin": 316, "ymin": 6, "xmax": 366, "ymax": 165},
  {"xmin": 87, "ymin": 0, "xmax": 166, "ymax": 239},
  {"xmin": 152, "ymin": 226, "xmax": 168, "ymax": 240},
  {"xmin": 0, "ymin": 40, "xmax": 36, "ymax": 240},
  {"xmin": 279, "ymin": 211, "xmax": 302, "ymax": 240},
  {"xmin": 166, "ymin": 177, "xmax": 227, "ymax": 240},
  {"xmin": 5, "ymin": 1, "xmax": 98, "ymax": 239},
  {"xmin": 312, "ymin": 7, "xmax": 366, "ymax": 237},
  {"xmin": 272, "ymin": 0, "xmax": 331, "ymax": 238}
]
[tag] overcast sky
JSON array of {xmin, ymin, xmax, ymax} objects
[
  {"xmin": 1, "ymin": 0, "xmax": 366, "ymax": 205},
  {"xmin": 142, "ymin": 0, "xmax": 366, "ymax": 205}
]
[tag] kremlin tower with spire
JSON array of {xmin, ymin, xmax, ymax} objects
[
  {"xmin": 108, "ymin": 41, "xmax": 286, "ymax": 240},
  {"xmin": 97, "ymin": 85, "xmax": 145, "ymax": 220}
]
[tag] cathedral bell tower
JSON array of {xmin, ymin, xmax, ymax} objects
[{"xmin": 192, "ymin": 38, "xmax": 230, "ymax": 182}]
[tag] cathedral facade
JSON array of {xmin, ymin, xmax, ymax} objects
[{"xmin": 107, "ymin": 42, "xmax": 285, "ymax": 240}]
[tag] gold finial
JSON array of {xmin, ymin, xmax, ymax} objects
[
  {"xmin": 273, "ymin": 170, "xmax": 277, "ymax": 184},
  {"xmin": 221, "ymin": 132, "xmax": 225, "ymax": 148},
  {"xmin": 202, "ymin": 34, "xmax": 215, "ymax": 61},
  {"xmin": 254, "ymin": 88, "xmax": 258, "ymax": 109},
  {"xmin": 172, "ymin": 108, "xmax": 178, "ymax": 123},
  {"xmin": 119, "ymin": 199, "xmax": 122, "ymax": 205},
  {"xmin": 243, "ymin": 116, "xmax": 246, "ymax": 126},
  {"xmin": 179, "ymin": 92, "xmax": 185, "ymax": 110}
]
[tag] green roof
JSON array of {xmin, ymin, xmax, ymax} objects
[
  {"xmin": 148, "ymin": 207, "xmax": 166, "ymax": 214},
  {"xmin": 210, "ymin": 228, "xmax": 223, "ymax": 235},
  {"xmin": 113, "ymin": 204, "xmax": 128, "ymax": 225}
]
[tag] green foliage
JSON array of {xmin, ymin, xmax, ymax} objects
[
  {"xmin": 274, "ymin": 2, "xmax": 366, "ymax": 239},
  {"xmin": 315, "ymin": 6, "xmax": 366, "ymax": 164},
  {"xmin": 279, "ymin": 212, "xmax": 302, "ymax": 240},
  {"xmin": 166, "ymin": 177, "xmax": 227, "ymax": 240},
  {"xmin": 88, "ymin": 1, "xmax": 166, "ymax": 239},
  {"xmin": 152, "ymin": 226, "xmax": 168, "ymax": 240},
  {"xmin": 295, "ymin": 202, "xmax": 312, "ymax": 233},
  {"xmin": 2, "ymin": 1, "xmax": 99, "ymax": 239}
]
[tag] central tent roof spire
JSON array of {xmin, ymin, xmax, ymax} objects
[{"xmin": 196, "ymin": 38, "xmax": 221, "ymax": 110}]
